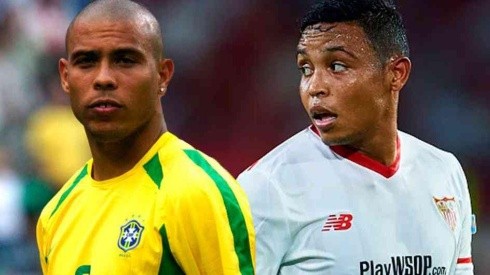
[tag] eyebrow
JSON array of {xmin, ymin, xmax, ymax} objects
[
  {"xmin": 69, "ymin": 47, "xmax": 144, "ymax": 61},
  {"xmin": 70, "ymin": 50, "xmax": 98, "ymax": 61},
  {"xmin": 296, "ymin": 46, "xmax": 358, "ymax": 60},
  {"xmin": 296, "ymin": 47, "xmax": 307, "ymax": 56},
  {"xmin": 112, "ymin": 47, "xmax": 144, "ymax": 57},
  {"xmin": 323, "ymin": 46, "xmax": 358, "ymax": 59}
]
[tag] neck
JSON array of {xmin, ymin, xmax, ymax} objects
[
  {"xmin": 354, "ymin": 98, "xmax": 399, "ymax": 166},
  {"xmin": 356, "ymin": 132, "xmax": 398, "ymax": 166},
  {"xmin": 351, "ymin": 122, "xmax": 398, "ymax": 166},
  {"xmin": 88, "ymin": 119, "xmax": 167, "ymax": 181}
]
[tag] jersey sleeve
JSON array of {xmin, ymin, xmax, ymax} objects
[
  {"xmin": 159, "ymin": 162, "xmax": 255, "ymax": 275},
  {"xmin": 36, "ymin": 215, "xmax": 48, "ymax": 274},
  {"xmin": 36, "ymin": 195, "xmax": 60, "ymax": 275},
  {"xmin": 451, "ymin": 155, "xmax": 474, "ymax": 275},
  {"xmin": 36, "ymin": 185, "xmax": 65, "ymax": 275},
  {"xmin": 238, "ymin": 168, "xmax": 292, "ymax": 274}
]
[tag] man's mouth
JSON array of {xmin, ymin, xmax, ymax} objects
[
  {"xmin": 92, "ymin": 103, "xmax": 118, "ymax": 108},
  {"xmin": 88, "ymin": 99, "xmax": 122, "ymax": 109},
  {"xmin": 88, "ymin": 99, "xmax": 123, "ymax": 115},
  {"xmin": 311, "ymin": 109, "xmax": 337, "ymax": 128}
]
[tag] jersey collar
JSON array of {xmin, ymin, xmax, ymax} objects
[{"xmin": 309, "ymin": 125, "xmax": 400, "ymax": 178}]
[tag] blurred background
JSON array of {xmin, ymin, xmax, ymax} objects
[{"xmin": 0, "ymin": 0, "xmax": 488, "ymax": 274}]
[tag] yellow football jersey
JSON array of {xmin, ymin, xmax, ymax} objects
[{"xmin": 37, "ymin": 132, "xmax": 255, "ymax": 274}]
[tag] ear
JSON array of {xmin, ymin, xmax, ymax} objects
[
  {"xmin": 59, "ymin": 58, "xmax": 70, "ymax": 94},
  {"xmin": 388, "ymin": 56, "xmax": 411, "ymax": 93},
  {"xmin": 158, "ymin": 58, "xmax": 174, "ymax": 97}
]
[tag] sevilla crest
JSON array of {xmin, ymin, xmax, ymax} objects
[{"xmin": 433, "ymin": 196, "xmax": 458, "ymax": 232}]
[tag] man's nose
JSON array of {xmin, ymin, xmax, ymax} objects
[
  {"xmin": 306, "ymin": 71, "xmax": 329, "ymax": 98},
  {"xmin": 93, "ymin": 61, "xmax": 117, "ymax": 91}
]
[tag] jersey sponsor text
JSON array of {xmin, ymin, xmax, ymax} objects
[{"xmin": 360, "ymin": 255, "xmax": 447, "ymax": 275}]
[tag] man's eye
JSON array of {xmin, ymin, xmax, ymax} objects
[
  {"xmin": 331, "ymin": 63, "xmax": 347, "ymax": 72},
  {"xmin": 116, "ymin": 57, "xmax": 136, "ymax": 65},
  {"xmin": 73, "ymin": 57, "xmax": 95, "ymax": 68},
  {"xmin": 299, "ymin": 66, "xmax": 313, "ymax": 77}
]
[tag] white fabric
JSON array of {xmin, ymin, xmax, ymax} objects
[{"xmin": 238, "ymin": 127, "xmax": 473, "ymax": 275}]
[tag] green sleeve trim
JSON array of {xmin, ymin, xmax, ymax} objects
[
  {"xmin": 159, "ymin": 225, "xmax": 185, "ymax": 275},
  {"xmin": 183, "ymin": 149, "xmax": 254, "ymax": 275},
  {"xmin": 75, "ymin": 265, "xmax": 91, "ymax": 275},
  {"xmin": 143, "ymin": 153, "xmax": 164, "ymax": 188},
  {"xmin": 50, "ymin": 165, "xmax": 88, "ymax": 218}
]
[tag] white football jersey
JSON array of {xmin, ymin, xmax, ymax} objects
[{"xmin": 238, "ymin": 126, "xmax": 474, "ymax": 275}]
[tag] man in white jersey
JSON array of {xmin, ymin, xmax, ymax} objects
[{"xmin": 238, "ymin": 0, "xmax": 474, "ymax": 274}]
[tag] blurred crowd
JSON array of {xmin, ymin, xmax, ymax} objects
[{"xmin": 0, "ymin": 0, "xmax": 488, "ymax": 274}]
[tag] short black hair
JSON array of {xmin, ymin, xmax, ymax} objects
[{"xmin": 300, "ymin": 0, "xmax": 409, "ymax": 63}]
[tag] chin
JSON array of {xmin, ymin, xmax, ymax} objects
[
  {"xmin": 88, "ymin": 127, "xmax": 128, "ymax": 143},
  {"xmin": 320, "ymin": 133, "xmax": 353, "ymax": 147}
]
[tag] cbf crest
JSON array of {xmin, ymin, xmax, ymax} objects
[
  {"xmin": 118, "ymin": 220, "xmax": 145, "ymax": 252},
  {"xmin": 433, "ymin": 196, "xmax": 458, "ymax": 232}
]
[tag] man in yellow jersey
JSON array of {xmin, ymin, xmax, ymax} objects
[{"xmin": 36, "ymin": 1, "xmax": 255, "ymax": 274}]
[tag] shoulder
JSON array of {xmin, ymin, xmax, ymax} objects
[
  {"xmin": 399, "ymin": 131, "xmax": 466, "ymax": 183},
  {"xmin": 156, "ymin": 139, "xmax": 253, "ymax": 228},
  {"xmin": 157, "ymin": 135, "xmax": 239, "ymax": 203},
  {"xmin": 400, "ymin": 131, "xmax": 460, "ymax": 167},
  {"xmin": 237, "ymin": 127, "xmax": 330, "ymax": 204},
  {"xmin": 161, "ymin": 136, "xmax": 234, "ymax": 186},
  {"xmin": 240, "ymin": 127, "xmax": 323, "ymax": 177},
  {"xmin": 38, "ymin": 164, "xmax": 90, "ymax": 225}
]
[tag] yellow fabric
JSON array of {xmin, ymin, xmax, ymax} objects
[
  {"xmin": 25, "ymin": 105, "xmax": 91, "ymax": 187},
  {"xmin": 37, "ymin": 132, "xmax": 255, "ymax": 274}
]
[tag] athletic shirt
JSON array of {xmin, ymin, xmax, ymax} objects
[
  {"xmin": 238, "ymin": 126, "xmax": 473, "ymax": 275},
  {"xmin": 37, "ymin": 132, "xmax": 255, "ymax": 275}
]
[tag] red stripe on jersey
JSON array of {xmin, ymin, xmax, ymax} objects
[
  {"xmin": 309, "ymin": 125, "xmax": 400, "ymax": 178},
  {"xmin": 457, "ymin": 257, "xmax": 472, "ymax": 264},
  {"xmin": 245, "ymin": 160, "xmax": 259, "ymax": 171}
]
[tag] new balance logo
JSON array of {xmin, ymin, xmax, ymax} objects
[{"xmin": 322, "ymin": 213, "xmax": 353, "ymax": 231}]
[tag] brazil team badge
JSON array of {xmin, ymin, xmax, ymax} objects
[{"xmin": 118, "ymin": 220, "xmax": 145, "ymax": 252}]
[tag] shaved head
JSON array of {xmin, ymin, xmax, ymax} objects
[{"xmin": 66, "ymin": 0, "xmax": 163, "ymax": 59}]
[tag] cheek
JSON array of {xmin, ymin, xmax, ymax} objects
[
  {"xmin": 299, "ymin": 77, "xmax": 308, "ymax": 91},
  {"xmin": 67, "ymin": 92, "xmax": 84, "ymax": 122},
  {"xmin": 299, "ymin": 93, "xmax": 309, "ymax": 112},
  {"xmin": 347, "ymin": 90, "xmax": 385, "ymax": 126},
  {"xmin": 68, "ymin": 88, "xmax": 85, "ymax": 108},
  {"xmin": 127, "ymin": 72, "xmax": 157, "ymax": 97},
  {"xmin": 134, "ymin": 89, "xmax": 156, "ymax": 109},
  {"xmin": 66, "ymin": 74, "xmax": 94, "ymax": 105},
  {"xmin": 347, "ymin": 73, "xmax": 383, "ymax": 108},
  {"xmin": 299, "ymin": 80, "xmax": 309, "ymax": 106},
  {"xmin": 131, "ymin": 81, "xmax": 159, "ymax": 112},
  {"xmin": 69, "ymin": 70, "xmax": 92, "ymax": 87},
  {"xmin": 364, "ymin": 76, "xmax": 390, "ymax": 113}
]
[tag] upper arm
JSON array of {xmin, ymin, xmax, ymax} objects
[
  {"xmin": 162, "ymin": 160, "xmax": 255, "ymax": 275},
  {"xmin": 451, "ymin": 155, "xmax": 474, "ymax": 274},
  {"xmin": 35, "ymin": 194, "xmax": 61, "ymax": 275},
  {"xmin": 36, "ymin": 215, "xmax": 48, "ymax": 274},
  {"xmin": 238, "ymin": 169, "xmax": 292, "ymax": 274}
]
